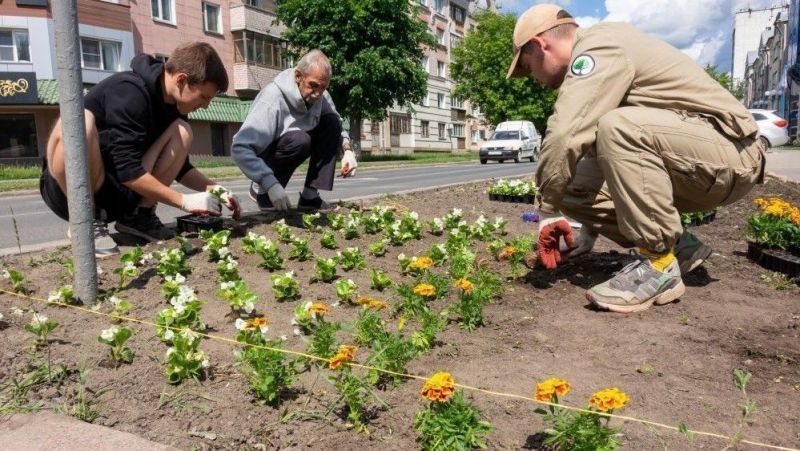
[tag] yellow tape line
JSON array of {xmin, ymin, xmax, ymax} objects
[{"xmin": 0, "ymin": 289, "xmax": 796, "ymax": 451}]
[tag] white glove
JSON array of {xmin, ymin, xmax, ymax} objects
[
  {"xmin": 340, "ymin": 149, "xmax": 358, "ymax": 177},
  {"xmin": 181, "ymin": 192, "xmax": 221, "ymax": 215},
  {"xmin": 561, "ymin": 227, "xmax": 597, "ymax": 259},
  {"xmin": 267, "ymin": 183, "xmax": 291, "ymax": 211}
]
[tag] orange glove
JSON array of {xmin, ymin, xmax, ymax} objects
[{"xmin": 536, "ymin": 216, "xmax": 576, "ymax": 270}]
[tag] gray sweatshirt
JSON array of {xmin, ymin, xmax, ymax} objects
[{"xmin": 232, "ymin": 68, "xmax": 349, "ymax": 190}]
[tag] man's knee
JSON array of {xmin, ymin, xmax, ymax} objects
[
  {"xmin": 170, "ymin": 119, "xmax": 193, "ymax": 152},
  {"xmin": 317, "ymin": 113, "xmax": 342, "ymax": 135},
  {"xmin": 276, "ymin": 130, "xmax": 312, "ymax": 157},
  {"xmin": 596, "ymin": 108, "xmax": 642, "ymax": 153}
]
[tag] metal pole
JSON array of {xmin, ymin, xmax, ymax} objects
[{"xmin": 52, "ymin": 0, "xmax": 97, "ymax": 304}]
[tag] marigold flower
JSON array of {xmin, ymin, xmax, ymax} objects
[
  {"xmin": 498, "ymin": 246, "xmax": 518, "ymax": 260},
  {"xmin": 454, "ymin": 278, "xmax": 474, "ymax": 293},
  {"xmin": 589, "ymin": 387, "xmax": 630, "ymax": 412},
  {"xmin": 420, "ymin": 371, "xmax": 456, "ymax": 402},
  {"xmin": 534, "ymin": 377, "xmax": 571, "ymax": 402},
  {"xmin": 409, "ymin": 257, "xmax": 434, "ymax": 270},
  {"xmin": 329, "ymin": 345, "xmax": 357, "ymax": 370},
  {"xmin": 357, "ymin": 297, "xmax": 388, "ymax": 310},
  {"xmin": 308, "ymin": 303, "xmax": 331, "ymax": 316},
  {"xmin": 413, "ymin": 283, "xmax": 436, "ymax": 297},
  {"xmin": 245, "ymin": 316, "xmax": 268, "ymax": 329}
]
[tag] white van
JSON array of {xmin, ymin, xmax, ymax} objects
[{"xmin": 479, "ymin": 121, "xmax": 540, "ymax": 164}]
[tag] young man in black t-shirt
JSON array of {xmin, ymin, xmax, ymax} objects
[{"xmin": 41, "ymin": 42, "xmax": 240, "ymax": 257}]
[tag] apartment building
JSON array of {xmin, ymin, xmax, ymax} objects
[
  {"xmin": 361, "ymin": 0, "xmax": 491, "ymax": 153},
  {"xmin": 731, "ymin": 5, "xmax": 786, "ymax": 84},
  {"xmin": 0, "ymin": 0, "xmax": 135, "ymax": 163}
]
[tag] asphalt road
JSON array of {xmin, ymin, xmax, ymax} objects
[{"xmin": 0, "ymin": 161, "xmax": 535, "ymax": 254}]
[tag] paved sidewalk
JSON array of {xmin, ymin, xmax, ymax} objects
[
  {"xmin": 765, "ymin": 149, "xmax": 800, "ymax": 182},
  {"xmin": 0, "ymin": 413, "xmax": 177, "ymax": 450}
]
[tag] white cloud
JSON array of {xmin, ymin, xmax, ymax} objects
[{"xmin": 574, "ymin": 15, "xmax": 601, "ymax": 28}]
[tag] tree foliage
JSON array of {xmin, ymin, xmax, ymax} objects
[
  {"xmin": 704, "ymin": 64, "xmax": 744, "ymax": 100},
  {"xmin": 276, "ymin": 0, "xmax": 435, "ymax": 150},
  {"xmin": 450, "ymin": 10, "xmax": 556, "ymax": 132}
]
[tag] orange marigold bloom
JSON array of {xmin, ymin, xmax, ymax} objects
[
  {"xmin": 534, "ymin": 378, "xmax": 571, "ymax": 402},
  {"xmin": 498, "ymin": 246, "xmax": 518, "ymax": 260},
  {"xmin": 329, "ymin": 345, "xmax": 357, "ymax": 370},
  {"xmin": 589, "ymin": 387, "xmax": 630, "ymax": 412},
  {"xmin": 413, "ymin": 283, "xmax": 436, "ymax": 297},
  {"xmin": 244, "ymin": 316, "xmax": 269, "ymax": 330},
  {"xmin": 409, "ymin": 257, "xmax": 434, "ymax": 270},
  {"xmin": 308, "ymin": 303, "xmax": 331, "ymax": 315},
  {"xmin": 357, "ymin": 297, "xmax": 388, "ymax": 309},
  {"xmin": 454, "ymin": 278, "xmax": 474, "ymax": 292},
  {"xmin": 420, "ymin": 372, "xmax": 456, "ymax": 402}
]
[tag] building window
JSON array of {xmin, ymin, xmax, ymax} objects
[
  {"xmin": 0, "ymin": 114, "xmax": 37, "ymax": 158},
  {"xmin": 234, "ymin": 31, "xmax": 290, "ymax": 69},
  {"xmin": 211, "ymin": 123, "xmax": 226, "ymax": 156},
  {"xmin": 203, "ymin": 2, "xmax": 222, "ymax": 34},
  {"xmin": 390, "ymin": 113, "xmax": 411, "ymax": 134},
  {"xmin": 451, "ymin": 95, "xmax": 463, "ymax": 109},
  {"xmin": 422, "ymin": 91, "xmax": 430, "ymax": 107},
  {"xmin": 451, "ymin": 5, "xmax": 465, "ymax": 23},
  {"xmin": 421, "ymin": 120, "xmax": 429, "ymax": 138},
  {"xmin": 151, "ymin": 0, "xmax": 175, "ymax": 23},
  {"xmin": 452, "ymin": 124, "xmax": 464, "ymax": 137},
  {"xmin": 243, "ymin": 0, "xmax": 263, "ymax": 8},
  {"xmin": 434, "ymin": 0, "xmax": 445, "ymax": 14},
  {"xmin": 0, "ymin": 30, "xmax": 30, "ymax": 62},
  {"xmin": 437, "ymin": 61, "xmax": 445, "ymax": 77},
  {"xmin": 80, "ymin": 38, "xmax": 121, "ymax": 71},
  {"xmin": 437, "ymin": 92, "xmax": 445, "ymax": 108},
  {"xmin": 420, "ymin": 56, "xmax": 429, "ymax": 74},
  {"xmin": 450, "ymin": 34, "xmax": 462, "ymax": 49},
  {"xmin": 154, "ymin": 53, "xmax": 169, "ymax": 63},
  {"xmin": 436, "ymin": 29, "xmax": 445, "ymax": 46},
  {"xmin": 438, "ymin": 122, "xmax": 445, "ymax": 139}
]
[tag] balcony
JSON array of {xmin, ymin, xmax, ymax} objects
[
  {"xmin": 233, "ymin": 63, "xmax": 282, "ymax": 92},
  {"xmin": 230, "ymin": 2, "xmax": 285, "ymax": 37}
]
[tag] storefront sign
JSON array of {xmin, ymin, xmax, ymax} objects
[{"xmin": 0, "ymin": 72, "xmax": 38, "ymax": 105}]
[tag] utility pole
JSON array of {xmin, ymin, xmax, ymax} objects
[{"xmin": 52, "ymin": 0, "xmax": 98, "ymax": 304}]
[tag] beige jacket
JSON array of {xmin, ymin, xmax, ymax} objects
[{"xmin": 536, "ymin": 22, "xmax": 758, "ymax": 214}]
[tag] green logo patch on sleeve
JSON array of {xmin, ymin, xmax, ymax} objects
[{"xmin": 570, "ymin": 54, "xmax": 595, "ymax": 77}]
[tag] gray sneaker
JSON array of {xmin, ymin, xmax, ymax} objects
[
  {"xmin": 674, "ymin": 231, "xmax": 712, "ymax": 274},
  {"xmin": 587, "ymin": 257, "xmax": 685, "ymax": 313},
  {"xmin": 67, "ymin": 220, "xmax": 119, "ymax": 258}
]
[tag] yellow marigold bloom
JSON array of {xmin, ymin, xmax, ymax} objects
[
  {"xmin": 454, "ymin": 278, "xmax": 474, "ymax": 292},
  {"xmin": 754, "ymin": 197, "xmax": 768, "ymax": 208},
  {"xmin": 589, "ymin": 387, "xmax": 630, "ymax": 412},
  {"xmin": 420, "ymin": 372, "xmax": 456, "ymax": 402},
  {"xmin": 414, "ymin": 283, "xmax": 436, "ymax": 297},
  {"xmin": 409, "ymin": 257, "xmax": 434, "ymax": 270},
  {"xmin": 357, "ymin": 297, "xmax": 388, "ymax": 309},
  {"xmin": 790, "ymin": 208, "xmax": 800, "ymax": 226},
  {"xmin": 244, "ymin": 316, "xmax": 269, "ymax": 330},
  {"xmin": 308, "ymin": 303, "xmax": 331, "ymax": 315},
  {"xmin": 534, "ymin": 378, "xmax": 571, "ymax": 402},
  {"xmin": 498, "ymin": 246, "xmax": 518, "ymax": 260},
  {"xmin": 329, "ymin": 345, "xmax": 357, "ymax": 370}
]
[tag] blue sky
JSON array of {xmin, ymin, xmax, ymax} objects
[{"xmin": 494, "ymin": 0, "xmax": 786, "ymax": 72}]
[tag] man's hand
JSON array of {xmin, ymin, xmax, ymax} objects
[
  {"xmin": 536, "ymin": 215, "xmax": 577, "ymax": 270},
  {"xmin": 181, "ymin": 192, "xmax": 221, "ymax": 216},
  {"xmin": 207, "ymin": 185, "xmax": 241, "ymax": 220},
  {"xmin": 340, "ymin": 149, "xmax": 358, "ymax": 178},
  {"xmin": 561, "ymin": 227, "xmax": 597, "ymax": 260},
  {"xmin": 267, "ymin": 183, "xmax": 291, "ymax": 211}
]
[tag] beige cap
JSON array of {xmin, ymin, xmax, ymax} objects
[{"xmin": 507, "ymin": 4, "xmax": 577, "ymax": 78}]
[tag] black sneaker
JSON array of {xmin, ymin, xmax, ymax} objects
[
  {"xmin": 249, "ymin": 181, "xmax": 275, "ymax": 211},
  {"xmin": 115, "ymin": 206, "xmax": 175, "ymax": 242},
  {"xmin": 297, "ymin": 193, "xmax": 336, "ymax": 213},
  {"xmin": 674, "ymin": 230, "xmax": 713, "ymax": 274}
]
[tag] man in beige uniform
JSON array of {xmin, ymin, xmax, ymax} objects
[{"xmin": 508, "ymin": 4, "xmax": 764, "ymax": 313}]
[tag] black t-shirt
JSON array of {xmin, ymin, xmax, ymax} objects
[{"xmin": 83, "ymin": 54, "xmax": 194, "ymax": 183}]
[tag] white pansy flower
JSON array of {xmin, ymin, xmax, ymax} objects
[
  {"xmin": 220, "ymin": 281, "xmax": 235, "ymax": 290},
  {"xmin": 201, "ymin": 358, "xmax": 210, "ymax": 368},
  {"xmin": 397, "ymin": 253, "xmax": 406, "ymax": 261},
  {"xmin": 96, "ymin": 265, "xmax": 104, "ymax": 275},
  {"xmin": 12, "ymin": 307, "xmax": 23, "ymax": 316},
  {"xmin": 410, "ymin": 211, "xmax": 419, "ymax": 220},
  {"xmin": 165, "ymin": 347, "xmax": 176, "ymax": 358},
  {"xmin": 163, "ymin": 329, "xmax": 175, "ymax": 341},
  {"xmin": 181, "ymin": 328, "xmax": 199, "ymax": 340},
  {"xmin": 234, "ymin": 318, "xmax": 247, "ymax": 330},
  {"xmin": 47, "ymin": 291, "xmax": 60, "ymax": 303},
  {"xmin": 218, "ymin": 247, "xmax": 230, "ymax": 259},
  {"xmin": 279, "ymin": 335, "xmax": 288, "ymax": 341},
  {"xmin": 109, "ymin": 295, "xmax": 122, "ymax": 307},
  {"xmin": 31, "ymin": 313, "xmax": 47, "ymax": 325},
  {"xmin": 244, "ymin": 302, "xmax": 255, "ymax": 314},
  {"xmin": 174, "ymin": 273, "xmax": 186, "ymax": 284},
  {"xmin": 100, "ymin": 327, "xmax": 117, "ymax": 341},
  {"xmin": 1, "ymin": 269, "xmax": 10, "ymax": 279}
]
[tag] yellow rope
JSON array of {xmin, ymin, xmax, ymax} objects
[{"xmin": 1, "ymin": 289, "xmax": 796, "ymax": 451}]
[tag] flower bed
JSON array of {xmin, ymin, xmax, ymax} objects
[
  {"xmin": 0, "ymin": 181, "xmax": 799, "ymax": 449},
  {"xmin": 746, "ymin": 196, "xmax": 800, "ymax": 276}
]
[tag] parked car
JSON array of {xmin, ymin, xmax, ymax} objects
[
  {"xmin": 479, "ymin": 121, "xmax": 540, "ymax": 164},
  {"xmin": 748, "ymin": 109, "xmax": 790, "ymax": 149}
]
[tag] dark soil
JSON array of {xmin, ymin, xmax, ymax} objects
[{"xmin": 1, "ymin": 178, "xmax": 799, "ymax": 450}]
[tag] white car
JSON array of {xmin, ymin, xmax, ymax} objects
[
  {"xmin": 748, "ymin": 109, "xmax": 790, "ymax": 149},
  {"xmin": 479, "ymin": 120, "xmax": 540, "ymax": 164}
]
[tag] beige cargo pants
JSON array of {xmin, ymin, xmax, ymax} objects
[{"xmin": 560, "ymin": 107, "xmax": 765, "ymax": 252}]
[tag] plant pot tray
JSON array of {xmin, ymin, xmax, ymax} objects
[
  {"xmin": 747, "ymin": 241, "xmax": 800, "ymax": 277},
  {"xmin": 177, "ymin": 214, "xmax": 224, "ymax": 234}
]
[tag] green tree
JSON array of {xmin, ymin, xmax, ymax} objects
[
  {"xmin": 450, "ymin": 10, "xmax": 557, "ymax": 132},
  {"xmin": 704, "ymin": 64, "xmax": 744, "ymax": 100},
  {"xmin": 276, "ymin": 0, "xmax": 435, "ymax": 154}
]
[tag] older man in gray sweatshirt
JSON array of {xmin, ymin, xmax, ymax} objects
[{"xmin": 232, "ymin": 50, "xmax": 356, "ymax": 211}]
